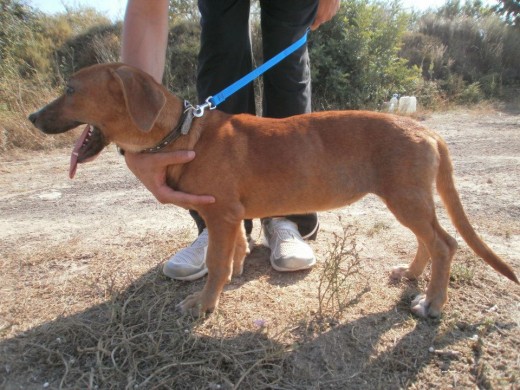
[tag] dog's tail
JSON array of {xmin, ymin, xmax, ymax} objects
[{"xmin": 436, "ymin": 139, "xmax": 518, "ymax": 283}]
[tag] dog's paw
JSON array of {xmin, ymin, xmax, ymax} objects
[
  {"xmin": 390, "ymin": 264, "xmax": 411, "ymax": 281},
  {"xmin": 411, "ymin": 295, "xmax": 441, "ymax": 318},
  {"xmin": 232, "ymin": 262, "xmax": 244, "ymax": 277},
  {"xmin": 411, "ymin": 294, "xmax": 427, "ymax": 317},
  {"xmin": 177, "ymin": 292, "xmax": 214, "ymax": 318}
]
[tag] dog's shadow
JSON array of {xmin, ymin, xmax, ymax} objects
[
  {"xmin": 224, "ymin": 244, "xmax": 313, "ymax": 293},
  {"xmin": 2, "ymin": 257, "xmax": 495, "ymax": 389}
]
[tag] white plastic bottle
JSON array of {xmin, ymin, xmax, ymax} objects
[{"xmin": 389, "ymin": 94, "xmax": 398, "ymax": 112}]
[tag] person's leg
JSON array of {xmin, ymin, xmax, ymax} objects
[
  {"xmin": 260, "ymin": 0, "xmax": 317, "ymax": 118},
  {"xmin": 196, "ymin": 0, "xmax": 255, "ymax": 115},
  {"xmin": 190, "ymin": 0, "xmax": 255, "ymax": 236},
  {"xmin": 165, "ymin": 0, "xmax": 321, "ymax": 279},
  {"xmin": 259, "ymin": 0, "xmax": 320, "ymax": 270},
  {"xmin": 164, "ymin": 0, "xmax": 254, "ymax": 280}
]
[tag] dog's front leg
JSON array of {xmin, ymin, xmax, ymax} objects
[{"xmin": 178, "ymin": 219, "xmax": 241, "ymax": 317}]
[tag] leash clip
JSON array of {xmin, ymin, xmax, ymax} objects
[{"xmin": 193, "ymin": 96, "xmax": 216, "ymax": 117}]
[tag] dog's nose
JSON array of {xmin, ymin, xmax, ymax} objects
[{"xmin": 28, "ymin": 112, "xmax": 38, "ymax": 125}]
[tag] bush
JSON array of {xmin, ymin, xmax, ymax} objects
[
  {"xmin": 1, "ymin": 1, "xmax": 111, "ymax": 81},
  {"xmin": 413, "ymin": 79, "xmax": 447, "ymax": 109},
  {"xmin": 399, "ymin": 32, "xmax": 447, "ymax": 81},
  {"xmin": 54, "ymin": 22, "xmax": 121, "ymax": 84},
  {"xmin": 458, "ymin": 81, "xmax": 484, "ymax": 103},
  {"xmin": 2, "ymin": 0, "xmax": 520, "ymax": 151},
  {"xmin": 164, "ymin": 21, "xmax": 201, "ymax": 103},
  {"xmin": 0, "ymin": 0, "xmax": 113, "ymax": 150},
  {"xmin": 400, "ymin": 0, "xmax": 520, "ymax": 102},
  {"xmin": 309, "ymin": 0, "xmax": 422, "ymax": 110}
]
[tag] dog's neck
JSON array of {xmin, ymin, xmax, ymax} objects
[
  {"xmin": 139, "ymin": 100, "xmax": 194, "ymax": 154},
  {"xmin": 154, "ymin": 93, "xmax": 205, "ymax": 152},
  {"xmin": 116, "ymin": 93, "xmax": 205, "ymax": 154}
]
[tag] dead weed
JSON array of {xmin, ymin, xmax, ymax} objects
[{"xmin": 2, "ymin": 226, "xmax": 518, "ymax": 389}]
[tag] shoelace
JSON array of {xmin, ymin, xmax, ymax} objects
[{"xmin": 269, "ymin": 220, "xmax": 299, "ymax": 241}]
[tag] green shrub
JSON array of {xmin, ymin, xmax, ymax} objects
[
  {"xmin": 459, "ymin": 81, "xmax": 484, "ymax": 103},
  {"xmin": 309, "ymin": 0, "xmax": 422, "ymax": 110},
  {"xmin": 1, "ymin": 1, "xmax": 111, "ymax": 81},
  {"xmin": 0, "ymin": 0, "xmax": 44, "ymax": 78},
  {"xmin": 414, "ymin": 79, "xmax": 446, "ymax": 109},
  {"xmin": 164, "ymin": 21, "xmax": 201, "ymax": 102},
  {"xmin": 2, "ymin": 0, "xmax": 520, "ymax": 151}
]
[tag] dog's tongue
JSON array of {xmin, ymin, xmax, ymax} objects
[{"xmin": 69, "ymin": 125, "xmax": 91, "ymax": 179}]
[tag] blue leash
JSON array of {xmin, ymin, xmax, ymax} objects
[{"xmin": 193, "ymin": 27, "xmax": 311, "ymax": 117}]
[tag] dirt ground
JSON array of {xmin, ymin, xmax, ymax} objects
[{"xmin": 1, "ymin": 108, "xmax": 519, "ymax": 389}]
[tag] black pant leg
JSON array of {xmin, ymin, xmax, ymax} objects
[
  {"xmin": 190, "ymin": 0, "xmax": 255, "ymax": 236},
  {"xmin": 197, "ymin": 0, "xmax": 255, "ymax": 115},
  {"xmin": 260, "ymin": 0, "xmax": 320, "ymax": 239},
  {"xmin": 190, "ymin": 0, "xmax": 320, "ymax": 239},
  {"xmin": 260, "ymin": 0, "xmax": 318, "ymax": 118}
]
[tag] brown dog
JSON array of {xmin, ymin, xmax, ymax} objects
[{"xmin": 29, "ymin": 63, "xmax": 518, "ymax": 318}]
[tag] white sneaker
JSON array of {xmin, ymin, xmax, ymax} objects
[
  {"xmin": 163, "ymin": 228, "xmax": 209, "ymax": 281},
  {"xmin": 263, "ymin": 218, "xmax": 316, "ymax": 272}
]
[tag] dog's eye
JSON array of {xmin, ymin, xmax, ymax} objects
[{"xmin": 65, "ymin": 86, "xmax": 75, "ymax": 95}]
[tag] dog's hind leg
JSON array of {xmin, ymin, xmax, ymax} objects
[
  {"xmin": 411, "ymin": 220, "xmax": 458, "ymax": 318},
  {"xmin": 383, "ymin": 190, "xmax": 458, "ymax": 317}
]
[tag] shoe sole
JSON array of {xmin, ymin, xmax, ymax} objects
[
  {"xmin": 163, "ymin": 266, "xmax": 208, "ymax": 281},
  {"xmin": 270, "ymin": 256, "xmax": 316, "ymax": 272}
]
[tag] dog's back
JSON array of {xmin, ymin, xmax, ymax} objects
[{"xmin": 179, "ymin": 110, "xmax": 441, "ymax": 218}]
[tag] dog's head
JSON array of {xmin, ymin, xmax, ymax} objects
[{"xmin": 28, "ymin": 63, "xmax": 168, "ymax": 177}]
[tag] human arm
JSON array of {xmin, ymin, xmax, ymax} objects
[
  {"xmin": 124, "ymin": 151, "xmax": 215, "ymax": 208},
  {"xmin": 310, "ymin": 0, "xmax": 340, "ymax": 30},
  {"xmin": 121, "ymin": 0, "xmax": 169, "ymax": 81},
  {"xmin": 121, "ymin": 0, "xmax": 215, "ymax": 207}
]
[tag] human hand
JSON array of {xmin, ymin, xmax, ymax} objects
[
  {"xmin": 124, "ymin": 150, "xmax": 216, "ymax": 209},
  {"xmin": 311, "ymin": 0, "xmax": 340, "ymax": 30}
]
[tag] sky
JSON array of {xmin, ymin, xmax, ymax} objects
[
  {"xmin": 28, "ymin": 0, "xmax": 126, "ymax": 20},
  {"xmin": 27, "ymin": 0, "xmax": 499, "ymax": 21}
]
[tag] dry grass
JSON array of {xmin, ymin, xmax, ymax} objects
[
  {"xmin": 317, "ymin": 221, "xmax": 365, "ymax": 319},
  {"xmin": 1, "ymin": 236, "xmax": 295, "ymax": 389},
  {"xmin": 2, "ymin": 226, "xmax": 518, "ymax": 389},
  {"xmin": 0, "ymin": 75, "xmax": 77, "ymax": 151}
]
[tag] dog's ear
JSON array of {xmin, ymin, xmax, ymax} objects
[{"xmin": 111, "ymin": 66, "xmax": 166, "ymax": 132}]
